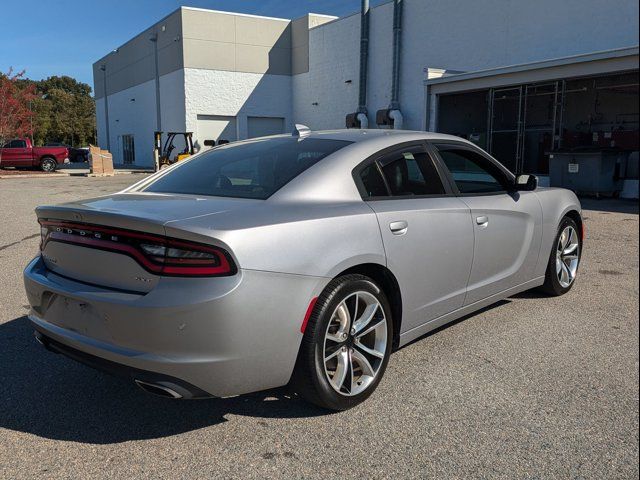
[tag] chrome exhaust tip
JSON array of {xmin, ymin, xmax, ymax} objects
[
  {"xmin": 134, "ymin": 379, "xmax": 183, "ymax": 399},
  {"xmin": 34, "ymin": 331, "xmax": 58, "ymax": 353},
  {"xmin": 34, "ymin": 332, "xmax": 45, "ymax": 346}
]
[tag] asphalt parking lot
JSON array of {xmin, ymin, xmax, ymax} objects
[{"xmin": 0, "ymin": 175, "xmax": 638, "ymax": 479}]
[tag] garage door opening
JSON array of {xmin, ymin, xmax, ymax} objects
[
  {"xmin": 436, "ymin": 71, "xmax": 639, "ymax": 176},
  {"xmin": 196, "ymin": 115, "xmax": 237, "ymax": 149},
  {"xmin": 247, "ymin": 117, "xmax": 285, "ymax": 139}
]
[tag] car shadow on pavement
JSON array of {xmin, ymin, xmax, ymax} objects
[
  {"xmin": 0, "ymin": 315, "xmax": 329, "ymax": 444},
  {"xmin": 395, "ymin": 300, "xmax": 511, "ymax": 351},
  {"xmin": 510, "ymin": 290, "xmax": 548, "ymax": 300}
]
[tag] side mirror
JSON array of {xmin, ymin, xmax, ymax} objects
[
  {"xmin": 515, "ymin": 174, "xmax": 538, "ymax": 191},
  {"xmin": 203, "ymin": 139, "xmax": 216, "ymax": 147}
]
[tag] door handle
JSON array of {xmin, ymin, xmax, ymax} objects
[
  {"xmin": 476, "ymin": 216, "xmax": 489, "ymax": 227},
  {"xmin": 389, "ymin": 221, "xmax": 408, "ymax": 235}
]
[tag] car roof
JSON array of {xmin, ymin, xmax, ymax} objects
[
  {"xmin": 269, "ymin": 129, "xmax": 479, "ymax": 203},
  {"xmin": 287, "ymin": 129, "xmax": 470, "ymax": 146}
]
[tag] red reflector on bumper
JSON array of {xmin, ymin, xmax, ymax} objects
[{"xmin": 300, "ymin": 297, "xmax": 318, "ymax": 334}]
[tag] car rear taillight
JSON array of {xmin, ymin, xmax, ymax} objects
[{"xmin": 39, "ymin": 219, "xmax": 235, "ymax": 277}]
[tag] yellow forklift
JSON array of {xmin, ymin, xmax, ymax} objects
[{"xmin": 153, "ymin": 131, "xmax": 195, "ymax": 171}]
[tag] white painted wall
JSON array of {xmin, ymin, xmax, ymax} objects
[
  {"xmin": 292, "ymin": 13, "xmax": 361, "ymax": 130},
  {"xmin": 95, "ymin": 69, "xmax": 185, "ymax": 167},
  {"xmin": 366, "ymin": 2, "xmax": 394, "ymax": 123},
  {"xmin": 398, "ymin": 0, "xmax": 639, "ymax": 130},
  {"xmin": 294, "ymin": 0, "xmax": 640, "ymax": 131},
  {"xmin": 159, "ymin": 69, "xmax": 187, "ymax": 135},
  {"xmin": 96, "ymin": 0, "xmax": 639, "ymax": 158},
  {"xmin": 184, "ymin": 68, "xmax": 292, "ymax": 145},
  {"xmin": 97, "ymin": 67, "xmax": 291, "ymax": 165},
  {"xmin": 95, "ymin": 78, "xmax": 156, "ymax": 166},
  {"xmin": 95, "ymin": 97, "xmax": 107, "ymax": 151}
]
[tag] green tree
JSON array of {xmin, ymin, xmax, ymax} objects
[{"xmin": 20, "ymin": 75, "xmax": 96, "ymax": 147}]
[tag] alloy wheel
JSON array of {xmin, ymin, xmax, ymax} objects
[
  {"xmin": 42, "ymin": 159, "xmax": 56, "ymax": 172},
  {"xmin": 323, "ymin": 290, "xmax": 388, "ymax": 396},
  {"xmin": 556, "ymin": 225, "xmax": 580, "ymax": 288}
]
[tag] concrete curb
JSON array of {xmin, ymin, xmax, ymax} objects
[
  {"xmin": 0, "ymin": 173, "xmax": 70, "ymax": 179},
  {"xmin": 0, "ymin": 170, "xmax": 151, "ymax": 180}
]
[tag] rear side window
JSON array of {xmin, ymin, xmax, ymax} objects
[
  {"xmin": 359, "ymin": 164, "xmax": 388, "ymax": 197},
  {"xmin": 358, "ymin": 146, "xmax": 446, "ymax": 198},
  {"xmin": 436, "ymin": 147, "xmax": 509, "ymax": 194},
  {"xmin": 140, "ymin": 137, "xmax": 352, "ymax": 199},
  {"xmin": 377, "ymin": 147, "xmax": 446, "ymax": 197}
]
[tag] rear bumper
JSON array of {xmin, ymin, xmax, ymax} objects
[
  {"xmin": 24, "ymin": 255, "xmax": 326, "ymax": 397},
  {"xmin": 34, "ymin": 330, "xmax": 211, "ymax": 399}
]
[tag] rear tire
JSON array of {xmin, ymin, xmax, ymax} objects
[
  {"xmin": 540, "ymin": 216, "xmax": 582, "ymax": 296},
  {"xmin": 40, "ymin": 157, "xmax": 57, "ymax": 172},
  {"xmin": 291, "ymin": 274, "xmax": 393, "ymax": 411}
]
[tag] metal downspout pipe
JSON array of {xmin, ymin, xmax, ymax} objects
[
  {"xmin": 389, "ymin": 0, "xmax": 403, "ymax": 129},
  {"xmin": 347, "ymin": 0, "xmax": 370, "ymax": 128},
  {"xmin": 357, "ymin": 0, "xmax": 370, "ymax": 129},
  {"xmin": 100, "ymin": 64, "xmax": 111, "ymax": 151},
  {"xmin": 150, "ymin": 33, "xmax": 162, "ymax": 133}
]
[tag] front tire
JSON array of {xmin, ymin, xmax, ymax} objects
[
  {"xmin": 291, "ymin": 274, "xmax": 393, "ymax": 411},
  {"xmin": 540, "ymin": 216, "xmax": 582, "ymax": 296},
  {"xmin": 40, "ymin": 157, "xmax": 57, "ymax": 172}
]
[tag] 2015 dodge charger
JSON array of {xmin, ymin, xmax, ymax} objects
[{"xmin": 24, "ymin": 128, "xmax": 583, "ymax": 410}]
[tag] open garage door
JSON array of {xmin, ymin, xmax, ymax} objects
[
  {"xmin": 196, "ymin": 115, "xmax": 237, "ymax": 148},
  {"xmin": 436, "ymin": 72, "xmax": 638, "ymax": 176},
  {"xmin": 247, "ymin": 116, "xmax": 285, "ymax": 139}
]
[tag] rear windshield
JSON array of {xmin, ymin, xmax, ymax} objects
[{"xmin": 140, "ymin": 137, "xmax": 352, "ymax": 199}]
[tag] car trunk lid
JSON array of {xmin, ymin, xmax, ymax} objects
[{"xmin": 36, "ymin": 192, "xmax": 258, "ymax": 291}]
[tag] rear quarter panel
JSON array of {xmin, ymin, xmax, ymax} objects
[
  {"xmin": 164, "ymin": 201, "xmax": 386, "ymax": 278},
  {"xmin": 533, "ymin": 188, "xmax": 582, "ymax": 277}
]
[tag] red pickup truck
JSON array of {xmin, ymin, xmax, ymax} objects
[{"xmin": 0, "ymin": 138, "xmax": 69, "ymax": 172}]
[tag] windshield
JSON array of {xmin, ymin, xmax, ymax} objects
[{"xmin": 140, "ymin": 137, "xmax": 352, "ymax": 199}]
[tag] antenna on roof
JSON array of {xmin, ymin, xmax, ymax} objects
[{"xmin": 292, "ymin": 124, "xmax": 311, "ymax": 138}]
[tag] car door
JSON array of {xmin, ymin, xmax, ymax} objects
[
  {"xmin": 0, "ymin": 139, "xmax": 30, "ymax": 167},
  {"xmin": 431, "ymin": 142, "xmax": 543, "ymax": 305},
  {"xmin": 354, "ymin": 142, "xmax": 474, "ymax": 333}
]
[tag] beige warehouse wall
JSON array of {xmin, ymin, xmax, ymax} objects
[
  {"xmin": 181, "ymin": 8, "xmax": 292, "ymax": 75},
  {"xmin": 94, "ymin": 8, "xmax": 333, "ymax": 99},
  {"xmin": 93, "ymin": 9, "xmax": 183, "ymax": 99},
  {"xmin": 291, "ymin": 14, "xmax": 336, "ymax": 75}
]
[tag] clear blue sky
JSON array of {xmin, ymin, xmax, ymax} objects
[{"xmin": 0, "ymin": 0, "xmax": 386, "ymax": 91}]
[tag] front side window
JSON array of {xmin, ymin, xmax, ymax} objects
[
  {"xmin": 436, "ymin": 147, "xmax": 509, "ymax": 194},
  {"xmin": 140, "ymin": 137, "xmax": 352, "ymax": 199},
  {"xmin": 4, "ymin": 140, "xmax": 26, "ymax": 148}
]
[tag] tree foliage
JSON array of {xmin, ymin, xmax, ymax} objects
[
  {"xmin": 0, "ymin": 68, "xmax": 36, "ymax": 159},
  {"xmin": 20, "ymin": 75, "xmax": 96, "ymax": 147}
]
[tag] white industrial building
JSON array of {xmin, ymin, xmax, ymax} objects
[{"xmin": 94, "ymin": 0, "xmax": 639, "ymax": 192}]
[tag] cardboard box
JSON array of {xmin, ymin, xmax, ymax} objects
[{"xmin": 89, "ymin": 145, "xmax": 114, "ymax": 176}]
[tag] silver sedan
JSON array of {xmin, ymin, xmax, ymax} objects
[{"xmin": 24, "ymin": 128, "xmax": 583, "ymax": 410}]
